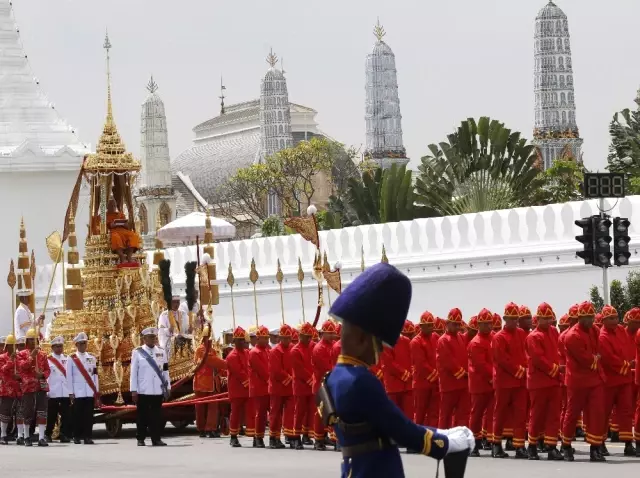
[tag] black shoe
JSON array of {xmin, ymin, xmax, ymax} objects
[
  {"xmin": 230, "ymin": 436, "xmax": 241, "ymax": 448},
  {"xmin": 84, "ymin": 439, "xmax": 95, "ymax": 445},
  {"xmin": 590, "ymin": 445, "xmax": 606, "ymax": 462},
  {"xmin": 562, "ymin": 444, "xmax": 574, "ymax": 462},
  {"xmin": 239, "ymin": 427, "xmax": 246, "ymax": 436},
  {"xmin": 548, "ymin": 447, "xmax": 564, "ymax": 461},
  {"xmin": 610, "ymin": 431, "xmax": 620, "ymax": 443},
  {"xmin": 252, "ymin": 437, "xmax": 257, "ymax": 448},
  {"xmin": 470, "ymin": 439, "xmax": 482, "ymax": 457},
  {"xmin": 599, "ymin": 443, "xmax": 610, "ymax": 457},
  {"xmin": 16, "ymin": 437, "xmax": 24, "ymax": 446},
  {"xmin": 207, "ymin": 431, "xmax": 220, "ymax": 438},
  {"xmin": 38, "ymin": 439, "xmax": 48, "ymax": 447},
  {"xmin": 504, "ymin": 438, "xmax": 515, "ymax": 451},
  {"xmin": 255, "ymin": 437, "xmax": 265, "ymax": 448},
  {"xmin": 151, "ymin": 440, "xmax": 167, "ymax": 447},
  {"xmin": 45, "ymin": 435, "xmax": 52, "ymax": 443},
  {"xmin": 284, "ymin": 436, "xmax": 290, "ymax": 445},
  {"xmin": 0, "ymin": 437, "xmax": 8, "ymax": 445},
  {"xmin": 492, "ymin": 443, "xmax": 509, "ymax": 458},
  {"xmin": 73, "ymin": 438, "xmax": 81, "ymax": 445},
  {"xmin": 514, "ymin": 447, "xmax": 528, "ymax": 459},
  {"xmin": 59, "ymin": 436, "xmax": 70, "ymax": 443},
  {"xmin": 406, "ymin": 448, "xmax": 420, "ymax": 454},
  {"xmin": 575, "ymin": 427, "xmax": 585, "ymax": 438},
  {"xmin": 137, "ymin": 440, "xmax": 145, "ymax": 446},
  {"xmin": 527, "ymin": 445, "xmax": 539, "ymax": 460},
  {"xmin": 301, "ymin": 434, "xmax": 313, "ymax": 446},
  {"xmin": 636, "ymin": 441, "xmax": 640, "ymax": 457},
  {"xmin": 199, "ymin": 432, "xmax": 207, "ymax": 438},
  {"xmin": 314, "ymin": 440, "xmax": 326, "ymax": 451},
  {"xmin": 272, "ymin": 437, "xmax": 286, "ymax": 449},
  {"xmin": 481, "ymin": 437, "xmax": 492, "ymax": 450},
  {"xmin": 24, "ymin": 437, "xmax": 32, "ymax": 447},
  {"xmin": 624, "ymin": 442, "xmax": 636, "ymax": 457},
  {"xmin": 295, "ymin": 438, "xmax": 304, "ymax": 450}
]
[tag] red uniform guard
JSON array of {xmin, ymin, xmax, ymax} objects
[
  {"xmin": 436, "ymin": 308, "xmax": 469, "ymax": 429},
  {"xmin": 268, "ymin": 324, "xmax": 295, "ymax": 449},
  {"xmin": 629, "ymin": 309, "xmax": 640, "ymax": 454},
  {"xmin": 226, "ymin": 326, "xmax": 254, "ymax": 447},
  {"xmin": 525, "ymin": 303, "xmax": 563, "ymax": 461},
  {"xmin": 561, "ymin": 301, "xmax": 606, "ymax": 462},
  {"xmin": 193, "ymin": 327, "xmax": 227, "ymax": 438},
  {"xmin": 599, "ymin": 305, "xmax": 636, "ymax": 456},
  {"xmin": 410, "ymin": 311, "xmax": 439, "ymax": 427},
  {"xmin": 468, "ymin": 309, "xmax": 495, "ymax": 457},
  {"xmin": 492, "ymin": 302, "xmax": 528, "ymax": 459},
  {"xmin": 311, "ymin": 320, "xmax": 336, "ymax": 450},
  {"xmin": 381, "ymin": 320, "xmax": 414, "ymax": 421},
  {"xmin": 291, "ymin": 322, "xmax": 315, "ymax": 449},
  {"xmin": 248, "ymin": 326, "xmax": 270, "ymax": 447}
]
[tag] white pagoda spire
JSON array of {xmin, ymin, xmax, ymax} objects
[
  {"xmin": 364, "ymin": 19, "xmax": 408, "ymax": 169},
  {"xmin": 532, "ymin": 1, "xmax": 583, "ymax": 169},
  {"xmin": 0, "ymin": 1, "xmax": 88, "ymax": 168}
]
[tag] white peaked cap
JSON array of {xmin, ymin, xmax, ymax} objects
[
  {"xmin": 142, "ymin": 327, "xmax": 158, "ymax": 336},
  {"xmin": 73, "ymin": 332, "xmax": 88, "ymax": 343},
  {"xmin": 51, "ymin": 336, "xmax": 65, "ymax": 346},
  {"xmin": 16, "ymin": 288, "xmax": 31, "ymax": 297}
]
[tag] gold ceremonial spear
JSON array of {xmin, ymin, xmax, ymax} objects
[{"xmin": 7, "ymin": 260, "xmax": 16, "ymax": 331}]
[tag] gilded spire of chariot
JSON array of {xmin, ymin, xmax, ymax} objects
[
  {"xmin": 266, "ymin": 48, "xmax": 278, "ymax": 68},
  {"xmin": 373, "ymin": 18, "xmax": 386, "ymax": 42}
]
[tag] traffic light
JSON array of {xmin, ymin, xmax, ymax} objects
[
  {"xmin": 613, "ymin": 217, "xmax": 631, "ymax": 266},
  {"xmin": 575, "ymin": 216, "xmax": 594, "ymax": 265},
  {"xmin": 593, "ymin": 216, "xmax": 612, "ymax": 268}
]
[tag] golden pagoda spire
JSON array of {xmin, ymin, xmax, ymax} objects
[
  {"xmin": 266, "ymin": 48, "xmax": 278, "ymax": 68},
  {"xmin": 104, "ymin": 30, "xmax": 113, "ymax": 124},
  {"xmin": 374, "ymin": 18, "xmax": 386, "ymax": 42}
]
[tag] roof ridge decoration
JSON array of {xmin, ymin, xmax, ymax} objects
[
  {"xmin": 147, "ymin": 75, "xmax": 158, "ymax": 94},
  {"xmin": 84, "ymin": 32, "xmax": 140, "ymax": 173},
  {"xmin": 266, "ymin": 48, "xmax": 278, "ymax": 68},
  {"xmin": 373, "ymin": 18, "xmax": 386, "ymax": 42}
]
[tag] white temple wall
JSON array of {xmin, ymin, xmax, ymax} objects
[{"xmin": 26, "ymin": 196, "xmax": 640, "ymax": 336}]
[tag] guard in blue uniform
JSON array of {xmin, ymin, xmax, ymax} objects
[{"xmin": 318, "ymin": 263, "xmax": 474, "ymax": 478}]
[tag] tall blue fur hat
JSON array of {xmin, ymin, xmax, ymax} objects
[{"xmin": 329, "ymin": 263, "xmax": 412, "ymax": 347}]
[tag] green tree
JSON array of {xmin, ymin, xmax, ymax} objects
[
  {"xmin": 586, "ymin": 271, "xmax": 640, "ymax": 322},
  {"xmin": 607, "ymin": 90, "xmax": 640, "ymax": 194},
  {"xmin": 609, "ymin": 279, "xmax": 628, "ymax": 321},
  {"xmin": 414, "ymin": 117, "xmax": 543, "ymax": 216},
  {"xmin": 530, "ymin": 159, "xmax": 584, "ymax": 205},
  {"xmin": 589, "ymin": 285, "xmax": 604, "ymax": 312},
  {"xmin": 260, "ymin": 215, "xmax": 285, "ymax": 237}
]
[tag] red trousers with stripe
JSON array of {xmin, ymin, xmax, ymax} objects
[
  {"xmin": 293, "ymin": 394, "xmax": 314, "ymax": 437},
  {"xmin": 603, "ymin": 383, "xmax": 634, "ymax": 443},
  {"xmin": 528, "ymin": 386, "xmax": 561, "ymax": 446},
  {"xmin": 493, "ymin": 387, "xmax": 527, "ymax": 447},
  {"xmin": 388, "ymin": 390, "xmax": 414, "ymax": 421},
  {"xmin": 229, "ymin": 397, "xmax": 255, "ymax": 437},
  {"xmin": 414, "ymin": 388, "xmax": 440, "ymax": 427},
  {"xmin": 269, "ymin": 395, "xmax": 295, "ymax": 438},
  {"xmin": 438, "ymin": 389, "xmax": 470, "ymax": 429},
  {"xmin": 562, "ymin": 385, "xmax": 604, "ymax": 446},
  {"xmin": 195, "ymin": 391, "xmax": 219, "ymax": 432},
  {"xmin": 634, "ymin": 385, "xmax": 640, "ymax": 442},
  {"xmin": 252, "ymin": 395, "xmax": 270, "ymax": 439},
  {"xmin": 469, "ymin": 392, "xmax": 494, "ymax": 441}
]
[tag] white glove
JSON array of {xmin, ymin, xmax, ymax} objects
[{"xmin": 445, "ymin": 427, "xmax": 475, "ymax": 455}]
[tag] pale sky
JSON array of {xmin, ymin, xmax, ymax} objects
[{"xmin": 12, "ymin": 0, "xmax": 640, "ymax": 173}]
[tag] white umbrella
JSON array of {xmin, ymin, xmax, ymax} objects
[{"xmin": 156, "ymin": 211, "xmax": 236, "ymax": 243}]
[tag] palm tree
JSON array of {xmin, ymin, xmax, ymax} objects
[{"xmin": 414, "ymin": 117, "xmax": 543, "ymax": 216}]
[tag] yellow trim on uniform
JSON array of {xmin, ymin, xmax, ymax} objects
[
  {"xmin": 421, "ymin": 428, "xmax": 434, "ymax": 456},
  {"xmin": 337, "ymin": 355, "xmax": 369, "ymax": 368},
  {"xmin": 454, "ymin": 368, "xmax": 465, "ymax": 379}
]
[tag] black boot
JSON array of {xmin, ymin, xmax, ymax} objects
[
  {"xmin": 575, "ymin": 427, "xmax": 585, "ymax": 438},
  {"xmin": 514, "ymin": 447, "xmax": 528, "ymax": 459},
  {"xmin": 199, "ymin": 431, "xmax": 207, "ymax": 438},
  {"xmin": 470, "ymin": 439, "xmax": 482, "ymax": 457},
  {"xmin": 547, "ymin": 447, "xmax": 564, "ymax": 461},
  {"xmin": 624, "ymin": 442, "xmax": 637, "ymax": 457},
  {"xmin": 636, "ymin": 441, "xmax": 640, "ymax": 457},
  {"xmin": 252, "ymin": 437, "xmax": 257, "ymax": 448},
  {"xmin": 481, "ymin": 437, "xmax": 492, "ymax": 450},
  {"xmin": 537, "ymin": 438, "xmax": 545, "ymax": 452},
  {"xmin": 590, "ymin": 445, "xmax": 606, "ymax": 462},
  {"xmin": 610, "ymin": 431, "xmax": 620, "ymax": 443},
  {"xmin": 16, "ymin": 437, "xmax": 24, "ymax": 446},
  {"xmin": 0, "ymin": 437, "xmax": 8, "ymax": 445},
  {"xmin": 301, "ymin": 434, "xmax": 313, "ymax": 446},
  {"xmin": 314, "ymin": 439, "xmax": 326, "ymax": 451},
  {"xmin": 562, "ymin": 444, "xmax": 574, "ymax": 461},
  {"xmin": 270, "ymin": 437, "xmax": 285, "ymax": 449},
  {"xmin": 208, "ymin": 431, "xmax": 220, "ymax": 438},
  {"xmin": 255, "ymin": 437, "xmax": 265, "ymax": 448},
  {"xmin": 59, "ymin": 435, "xmax": 70, "ymax": 443},
  {"xmin": 504, "ymin": 437, "xmax": 515, "ymax": 451},
  {"xmin": 599, "ymin": 442, "xmax": 610, "ymax": 457},
  {"xmin": 289, "ymin": 436, "xmax": 299, "ymax": 449},
  {"xmin": 492, "ymin": 443, "xmax": 509, "ymax": 458},
  {"xmin": 37, "ymin": 439, "xmax": 48, "ymax": 447},
  {"xmin": 230, "ymin": 435, "xmax": 241, "ymax": 448},
  {"xmin": 24, "ymin": 437, "xmax": 32, "ymax": 447},
  {"xmin": 295, "ymin": 437, "xmax": 304, "ymax": 450},
  {"xmin": 527, "ymin": 444, "xmax": 540, "ymax": 460},
  {"xmin": 284, "ymin": 436, "xmax": 290, "ymax": 445},
  {"xmin": 239, "ymin": 426, "xmax": 246, "ymax": 436}
]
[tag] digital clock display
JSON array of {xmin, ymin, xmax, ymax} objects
[{"xmin": 583, "ymin": 173, "xmax": 626, "ymax": 199}]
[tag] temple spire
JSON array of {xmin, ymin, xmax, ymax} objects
[
  {"xmin": 373, "ymin": 18, "xmax": 386, "ymax": 42},
  {"xmin": 266, "ymin": 48, "xmax": 278, "ymax": 68},
  {"xmin": 103, "ymin": 30, "xmax": 113, "ymax": 123},
  {"xmin": 147, "ymin": 75, "xmax": 158, "ymax": 94},
  {"xmin": 219, "ymin": 77, "xmax": 226, "ymax": 115}
]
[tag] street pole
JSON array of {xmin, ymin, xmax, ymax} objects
[{"xmin": 600, "ymin": 198, "xmax": 610, "ymax": 305}]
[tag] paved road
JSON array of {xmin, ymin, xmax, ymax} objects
[{"xmin": 2, "ymin": 426, "xmax": 637, "ymax": 477}]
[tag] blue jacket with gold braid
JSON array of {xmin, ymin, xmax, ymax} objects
[{"xmin": 327, "ymin": 354, "xmax": 449, "ymax": 478}]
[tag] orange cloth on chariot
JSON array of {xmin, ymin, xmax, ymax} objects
[{"xmin": 107, "ymin": 211, "xmax": 141, "ymax": 251}]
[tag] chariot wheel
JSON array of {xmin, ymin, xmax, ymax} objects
[{"xmin": 105, "ymin": 418, "xmax": 123, "ymax": 438}]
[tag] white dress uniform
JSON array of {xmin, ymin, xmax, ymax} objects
[
  {"xmin": 66, "ymin": 348, "xmax": 99, "ymax": 442},
  {"xmin": 48, "ymin": 353, "xmax": 70, "ymax": 399},
  {"xmin": 46, "ymin": 350, "xmax": 72, "ymax": 440},
  {"xmin": 14, "ymin": 303, "xmax": 34, "ymax": 340},
  {"xmin": 130, "ymin": 340, "xmax": 171, "ymax": 444},
  {"xmin": 157, "ymin": 309, "xmax": 189, "ymax": 349}
]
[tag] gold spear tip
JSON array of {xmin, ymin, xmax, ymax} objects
[
  {"xmin": 227, "ymin": 262, "xmax": 235, "ymax": 287},
  {"xmin": 276, "ymin": 259, "xmax": 284, "ymax": 284},
  {"xmin": 297, "ymin": 257, "xmax": 305, "ymax": 282},
  {"xmin": 249, "ymin": 258, "xmax": 259, "ymax": 284},
  {"xmin": 7, "ymin": 260, "xmax": 16, "ymax": 289},
  {"xmin": 381, "ymin": 244, "xmax": 389, "ymax": 264}
]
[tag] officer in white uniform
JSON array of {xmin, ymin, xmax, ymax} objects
[
  {"xmin": 157, "ymin": 296, "xmax": 189, "ymax": 350},
  {"xmin": 46, "ymin": 336, "xmax": 71, "ymax": 442},
  {"xmin": 14, "ymin": 290, "xmax": 43, "ymax": 340},
  {"xmin": 130, "ymin": 327, "xmax": 170, "ymax": 447},
  {"xmin": 66, "ymin": 332, "xmax": 99, "ymax": 445}
]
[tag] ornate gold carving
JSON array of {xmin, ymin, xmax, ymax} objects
[
  {"xmin": 283, "ymin": 215, "xmax": 319, "ymax": 248},
  {"xmin": 276, "ymin": 259, "xmax": 284, "ymax": 284},
  {"xmin": 7, "ymin": 260, "xmax": 16, "ymax": 289},
  {"xmin": 266, "ymin": 48, "xmax": 278, "ymax": 68}
]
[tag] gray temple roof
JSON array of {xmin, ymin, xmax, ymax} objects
[
  {"xmin": 193, "ymin": 100, "xmax": 260, "ymax": 133},
  {"xmin": 537, "ymin": 1, "xmax": 567, "ymax": 20}
]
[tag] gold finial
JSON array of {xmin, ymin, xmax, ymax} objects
[
  {"xmin": 381, "ymin": 244, "xmax": 389, "ymax": 264},
  {"xmin": 104, "ymin": 30, "xmax": 113, "ymax": 122},
  {"xmin": 266, "ymin": 48, "xmax": 278, "ymax": 68},
  {"xmin": 297, "ymin": 257, "xmax": 305, "ymax": 282},
  {"xmin": 249, "ymin": 259, "xmax": 259, "ymax": 284},
  {"xmin": 276, "ymin": 259, "xmax": 284, "ymax": 284},
  {"xmin": 146, "ymin": 75, "xmax": 158, "ymax": 94},
  {"xmin": 7, "ymin": 260, "xmax": 16, "ymax": 289},
  {"xmin": 360, "ymin": 245, "xmax": 365, "ymax": 272},
  {"xmin": 373, "ymin": 18, "xmax": 386, "ymax": 42},
  {"xmin": 20, "ymin": 217, "xmax": 25, "ymax": 239},
  {"xmin": 226, "ymin": 263, "xmax": 235, "ymax": 287},
  {"xmin": 322, "ymin": 251, "xmax": 330, "ymax": 273}
]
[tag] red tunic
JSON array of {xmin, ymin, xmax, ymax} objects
[
  {"xmin": 492, "ymin": 327, "xmax": 527, "ymax": 389},
  {"xmin": 410, "ymin": 332, "xmax": 438, "ymax": 390},
  {"xmin": 248, "ymin": 344, "xmax": 270, "ymax": 397},
  {"xmin": 0, "ymin": 353, "xmax": 21, "ymax": 397},
  {"xmin": 599, "ymin": 325, "xmax": 634, "ymax": 387},
  {"xmin": 226, "ymin": 347, "xmax": 250, "ymax": 399},
  {"xmin": 632, "ymin": 328, "xmax": 640, "ymax": 386},
  {"xmin": 436, "ymin": 331, "xmax": 468, "ymax": 392},
  {"xmin": 269, "ymin": 342, "xmax": 293, "ymax": 396},
  {"xmin": 381, "ymin": 335, "xmax": 412, "ymax": 394},
  {"xmin": 193, "ymin": 344, "xmax": 227, "ymax": 393},
  {"xmin": 16, "ymin": 349, "xmax": 50, "ymax": 393},
  {"xmin": 369, "ymin": 362, "xmax": 383, "ymax": 381},
  {"xmin": 291, "ymin": 342, "xmax": 313, "ymax": 396},
  {"xmin": 331, "ymin": 339, "xmax": 341, "ymax": 365},
  {"xmin": 525, "ymin": 327, "xmax": 561, "ymax": 390},
  {"xmin": 468, "ymin": 332, "xmax": 493, "ymax": 394},
  {"xmin": 311, "ymin": 339, "xmax": 334, "ymax": 394},
  {"xmin": 564, "ymin": 324, "xmax": 605, "ymax": 388}
]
